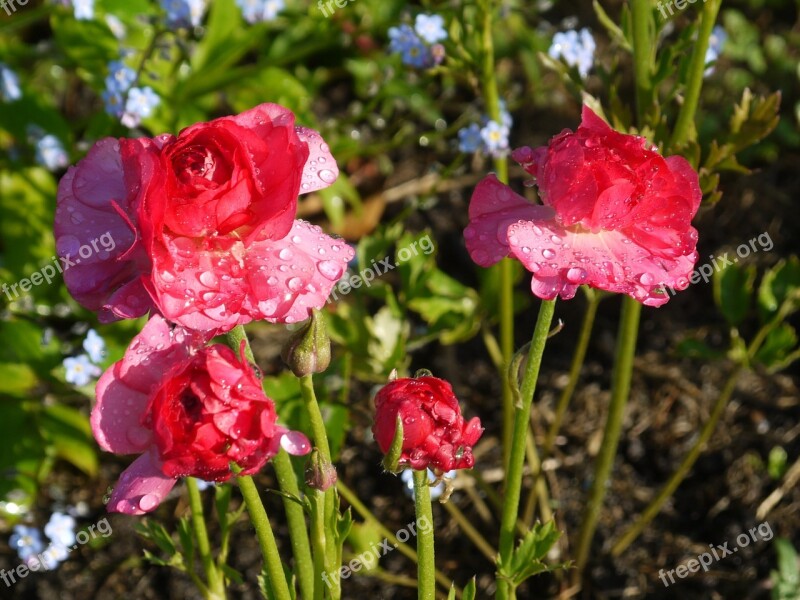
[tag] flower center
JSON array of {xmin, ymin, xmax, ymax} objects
[{"xmin": 174, "ymin": 145, "xmax": 217, "ymax": 184}]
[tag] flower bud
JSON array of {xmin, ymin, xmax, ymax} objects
[
  {"xmin": 281, "ymin": 309, "xmax": 331, "ymax": 377},
  {"xmin": 305, "ymin": 449, "xmax": 338, "ymax": 491},
  {"xmin": 372, "ymin": 375, "xmax": 483, "ymax": 472}
]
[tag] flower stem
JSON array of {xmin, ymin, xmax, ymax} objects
[
  {"xmin": 478, "ymin": 0, "xmax": 515, "ymax": 471},
  {"xmin": 496, "ymin": 299, "xmax": 557, "ymax": 600},
  {"xmin": 412, "ymin": 470, "xmax": 436, "ymax": 600},
  {"xmin": 543, "ymin": 291, "xmax": 601, "ymax": 455},
  {"xmin": 572, "ymin": 296, "xmax": 642, "ymax": 578},
  {"xmin": 610, "ymin": 316, "xmax": 777, "ymax": 555},
  {"xmin": 669, "ymin": 0, "xmax": 723, "ymax": 149},
  {"xmin": 272, "ymin": 451, "xmax": 315, "ymax": 600},
  {"xmin": 237, "ymin": 474, "xmax": 293, "ymax": 600},
  {"xmin": 632, "ymin": 0, "xmax": 655, "ymax": 125},
  {"xmin": 186, "ymin": 478, "xmax": 225, "ymax": 600}
]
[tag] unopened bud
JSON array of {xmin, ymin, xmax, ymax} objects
[
  {"xmin": 281, "ymin": 309, "xmax": 331, "ymax": 377},
  {"xmin": 305, "ymin": 449, "xmax": 338, "ymax": 491}
]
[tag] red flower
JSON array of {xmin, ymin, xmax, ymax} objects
[
  {"xmin": 372, "ymin": 376, "xmax": 483, "ymax": 472},
  {"xmin": 55, "ymin": 103, "xmax": 353, "ymax": 332},
  {"xmin": 92, "ymin": 315, "xmax": 310, "ymax": 514},
  {"xmin": 465, "ymin": 107, "xmax": 701, "ymax": 306}
]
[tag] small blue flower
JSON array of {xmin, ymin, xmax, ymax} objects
[
  {"xmin": 63, "ymin": 354, "xmax": 101, "ymax": 387},
  {"xmin": 44, "ymin": 513, "xmax": 77, "ymax": 548},
  {"xmin": 194, "ymin": 479, "xmax": 216, "ymax": 491},
  {"xmin": 480, "ymin": 120, "xmax": 510, "ymax": 157},
  {"xmin": 389, "ymin": 24, "xmax": 433, "ymax": 69},
  {"xmin": 705, "ymin": 25, "xmax": 727, "ymax": 75},
  {"xmin": 121, "ymin": 86, "xmax": 160, "ymax": 128},
  {"xmin": 73, "ymin": 0, "xmax": 94, "ymax": 20},
  {"xmin": 161, "ymin": 0, "xmax": 206, "ymax": 28},
  {"xmin": 83, "ymin": 329, "xmax": 106, "ymax": 364},
  {"xmin": 458, "ymin": 123, "xmax": 484, "ymax": 154},
  {"xmin": 35, "ymin": 135, "xmax": 69, "ymax": 171},
  {"xmin": 36, "ymin": 543, "xmax": 69, "ymax": 570},
  {"xmin": 105, "ymin": 60, "xmax": 137, "ymax": 94},
  {"xmin": 105, "ymin": 15, "xmax": 127, "ymax": 40},
  {"xmin": 400, "ymin": 469, "xmax": 455, "ymax": 501},
  {"xmin": 236, "ymin": 0, "xmax": 284, "ymax": 24},
  {"xmin": 549, "ymin": 28, "xmax": 596, "ymax": 79},
  {"xmin": 9, "ymin": 525, "xmax": 45, "ymax": 562},
  {"xmin": 414, "ymin": 14, "xmax": 447, "ymax": 45},
  {"xmin": 0, "ymin": 63, "xmax": 22, "ymax": 102},
  {"xmin": 102, "ymin": 89, "xmax": 125, "ymax": 118}
]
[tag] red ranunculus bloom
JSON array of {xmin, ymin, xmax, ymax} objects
[
  {"xmin": 92, "ymin": 315, "xmax": 310, "ymax": 514},
  {"xmin": 55, "ymin": 103, "xmax": 353, "ymax": 332},
  {"xmin": 465, "ymin": 106, "xmax": 702, "ymax": 306},
  {"xmin": 372, "ymin": 376, "xmax": 483, "ymax": 472}
]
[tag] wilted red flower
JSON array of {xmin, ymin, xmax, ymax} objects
[
  {"xmin": 92, "ymin": 315, "xmax": 310, "ymax": 515},
  {"xmin": 372, "ymin": 376, "xmax": 483, "ymax": 472},
  {"xmin": 465, "ymin": 106, "xmax": 702, "ymax": 306},
  {"xmin": 55, "ymin": 103, "xmax": 353, "ymax": 332}
]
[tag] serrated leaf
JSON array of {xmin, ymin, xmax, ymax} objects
[
  {"xmin": 593, "ymin": 0, "xmax": 631, "ymax": 50},
  {"xmin": 758, "ymin": 257, "xmax": 800, "ymax": 321}
]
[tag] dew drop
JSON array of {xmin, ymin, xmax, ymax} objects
[
  {"xmin": 291, "ymin": 235, "xmax": 302, "ymax": 243},
  {"xmin": 279, "ymin": 248, "xmax": 293, "ymax": 260},
  {"xmin": 267, "ymin": 276, "xmax": 279, "ymax": 286},
  {"xmin": 566, "ymin": 267, "xmax": 587, "ymax": 283},
  {"xmin": 318, "ymin": 169, "xmax": 336, "ymax": 184},
  {"xmin": 317, "ymin": 260, "xmax": 343, "ymax": 281},
  {"xmin": 550, "ymin": 234, "xmax": 562, "ymax": 244},
  {"xmin": 639, "ymin": 272, "xmax": 656, "ymax": 285},
  {"xmin": 542, "ymin": 248, "xmax": 556, "ymax": 259},
  {"xmin": 198, "ymin": 271, "xmax": 218, "ymax": 288},
  {"xmin": 138, "ymin": 494, "xmax": 159, "ymax": 512},
  {"xmin": 287, "ymin": 277, "xmax": 303, "ymax": 292}
]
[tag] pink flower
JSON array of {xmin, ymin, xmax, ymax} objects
[
  {"xmin": 372, "ymin": 376, "xmax": 483, "ymax": 472},
  {"xmin": 465, "ymin": 107, "xmax": 702, "ymax": 306},
  {"xmin": 92, "ymin": 315, "xmax": 310, "ymax": 515},
  {"xmin": 55, "ymin": 103, "xmax": 353, "ymax": 332}
]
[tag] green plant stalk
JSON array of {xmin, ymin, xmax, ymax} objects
[
  {"xmin": 632, "ymin": 0, "xmax": 655, "ymax": 125},
  {"xmin": 496, "ymin": 299, "xmax": 557, "ymax": 600},
  {"xmin": 299, "ymin": 374, "xmax": 341, "ymax": 599},
  {"xmin": 572, "ymin": 296, "xmax": 642, "ymax": 576},
  {"xmin": 413, "ymin": 470, "xmax": 437, "ymax": 600},
  {"xmin": 272, "ymin": 451, "xmax": 315, "ymax": 600},
  {"xmin": 336, "ymin": 480, "xmax": 459, "ymax": 596},
  {"xmin": 309, "ymin": 491, "xmax": 329, "ymax": 600},
  {"xmin": 237, "ymin": 474, "xmax": 293, "ymax": 600},
  {"xmin": 669, "ymin": 0, "xmax": 723, "ymax": 149},
  {"xmin": 544, "ymin": 291, "xmax": 600, "ymax": 455},
  {"xmin": 521, "ymin": 428, "xmax": 553, "ymax": 527},
  {"xmin": 479, "ymin": 0, "xmax": 515, "ymax": 471},
  {"xmin": 186, "ymin": 478, "xmax": 226, "ymax": 600},
  {"xmin": 611, "ymin": 315, "xmax": 778, "ymax": 555}
]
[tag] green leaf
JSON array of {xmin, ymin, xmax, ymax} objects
[
  {"xmin": 767, "ymin": 447, "xmax": 789, "ymax": 480},
  {"xmin": 50, "ymin": 14, "xmax": 118, "ymax": 75},
  {"xmin": 758, "ymin": 257, "xmax": 800, "ymax": 321},
  {"xmin": 675, "ymin": 339, "xmax": 725, "ymax": 361},
  {"xmin": 754, "ymin": 324, "xmax": 800, "ymax": 372},
  {"xmin": 771, "ymin": 538, "xmax": 800, "ymax": 600},
  {"xmin": 714, "ymin": 262, "xmax": 756, "ymax": 326},
  {"xmin": 499, "ymin": 520, "xmax": 567, "ymax": 587},
  {"xmin": 382, "ymin": 414, "xmax": 404, "ymax": 473},
  {"xmin": 135, "ymin": 519, "xmax": 178, "ymax": 558},
  {"xmin": 462, "ymin": 577, "xmax": 477, "ymax": 600},
  {"xmin": 0, "ymin": 363, "xmax": 38, "ymax": 397},
  {"xmin": 347, "ymin": 521, "xmax": 384, "ymax": 572},
  {"xmin": 40, "ymin": 404, "xmax": 98, "ymax": 476},
  {"xmin": 0, "ymin": 399, "xmax": 45, "ymax": 515}
]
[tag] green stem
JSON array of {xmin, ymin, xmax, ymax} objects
[
  {"xmin": 496, "ymin": 299, "xmax": 557, "ymax": 600},
  {"xmin": 412, "ymin": 470, "xmax": 436, "ymax": 600},
  {"xmin": 478, "ymin": 0, "xmax": 515, "ymax": 471},
  {"xmin": 272, "ymin": 452, "xmax": 315, "ymax": 600},
  {"xmin": 610, "ymin": 363, "xmax": 743, "ymax": 555},
  {"xmin": 543, "ymin": 291, "xmax": 601, "ymax": 455},
  {"xmin": 186, "ymin": 478, "xmax": 225, "ymax": 600},
  {"xmin": 573, "ymin": 296, "xmax": 642, "ymax": 576},
  {"xmin": 610, "ymin": 316, "xmax": 778, "ymax": 555},
  {"xmin": 225, "ymin": 325, "xmax": 255, "ymax": 362},
  {"xmin": 632, "ymin": 0, "xmax": 655, "ymax": 125},
  {"xmin": 669, "ymin": 0, "xmax": 723, "ymax": 149},
  {"xmin": 237, "ymin": 475, "xmax": 293, "ymax": 600},
  {"xmin": 309, "ymin": 491, "xmax": 328, "ymax": 600},
  {"xmin": 300, "ymin": 375, "xmax": 332, "ymax": 462},
  {"xmin": 336, "ymin": 480, "xmax": 459, "ymax": 596}
]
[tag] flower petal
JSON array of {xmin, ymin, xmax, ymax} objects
[
  {"xmin": 295, "ymin": 126, "xmax": 339, "ymax": 194},
  {"xmin": 107, "ymin": 451, "xmax": 177, "ymax": 515},
  {"xmin": 464, "ymin": 175, "xmax": 552, "ymax": 267},
  {"xmin": 506, "ymin": 218, "xmax": 698, "ymax": 306}
]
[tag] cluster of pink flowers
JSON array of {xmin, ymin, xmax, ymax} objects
[{"xmin": 56, "ymin": 104, "xmax": 354, "ymax": 513}]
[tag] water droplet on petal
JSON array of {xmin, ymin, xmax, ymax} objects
[
  {"xmin": 317, "ymin": 260, "xmax": 343, "ymax": 281},
  {"xmin": 287, "ymin": 277, "xmax": 303, "ymax": 292},
  {"xmin": 566, "ymin": 267, "xmax": 587, "ymax": 283},
  {"xmin": 279, "ymin": 248, "xmax": 293, "ymax": 260},
  {"xmin": 542, "ymin": 248, "xmax": 556, "ymax": 259},
  {"xmin": 550, "ymin": 234, "xmax": 562, "ymax": 244},
  {"xmin": 291, "ymin": 235, "xmax": 302, "ymax": 243},
  {"xmin": 639, "ymin": 272, "xmax": 656, "ymax": 285},
  {"xmin": 267, "ymin": 276, "xmax": 279, "ymax": 286},
  {"xmin": 318, "ymin": 169, "xmax": 336, "ymax": 184},
  {"xmin": 139, "ymin": 494, "xmax": 159, "ymax": 512},
  {"xmin": 199, "ymin": 271, "xmax": 218, "ymax": 288}
]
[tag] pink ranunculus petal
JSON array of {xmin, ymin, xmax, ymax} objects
[
  {"xmin": 92, "ymin": 363, "xmax": 152, "ymax": 454},
  {"xmin": 464, "ymin": 175, "xmax": 553, "ymax": 268},
  {"xmin": 244, "ymin": 219, "xmax": 354, "ymax": 324},
  {"xmin": 107, "ymin": 450, "xmax": 177, "ymax": 515},
  {"xmin": 295, "ymin": 126, "xmax": 339, "ymax": 194},
  {"xmin": 506, "ymin": 219, "xmax": 697, "ymax": 306}
]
